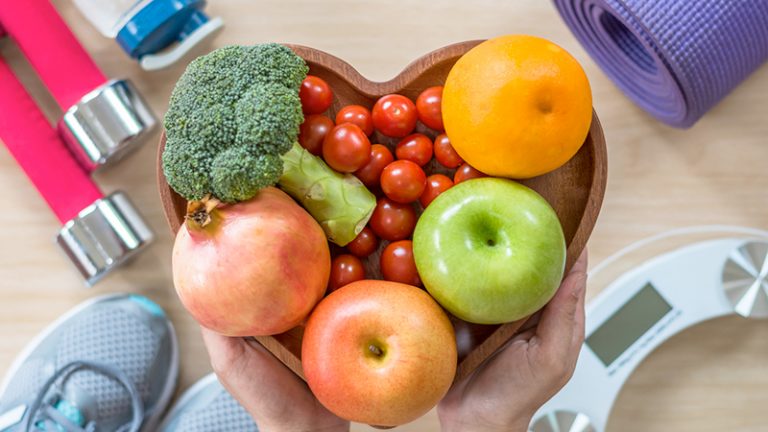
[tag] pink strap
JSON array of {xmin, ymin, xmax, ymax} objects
[
  {"xmin": 0, "ymin": 58, "xmax": 103, "ymax": 223},
  {"xmin": 0, "ymin": 0, "xmax": 107, "ymax": 110}
]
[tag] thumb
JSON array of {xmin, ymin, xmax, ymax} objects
[
  {"xmin": 536, "ymin": 250, "xmax": 588, "ymax": 355},
  {"xmin": 201, "ymin": 327, "xmax": 317, "ymax": 425},
  {"xmin": 200, "ymin": 327, "xmax": 249, "ymax": 378}
]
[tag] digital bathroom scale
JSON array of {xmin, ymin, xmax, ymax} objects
[{"xmin": 529, "ymin": 226, "xmax": 768, "ymax": 432}]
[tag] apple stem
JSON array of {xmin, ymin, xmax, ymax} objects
[{"xmin": 368, "ymin": 344, "xmax": 383, "ymax": 357}]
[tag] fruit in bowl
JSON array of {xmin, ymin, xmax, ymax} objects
[
  {"xmin": 413, "ymin": 178, "xmax": 566, "ymax": 324},
  {"xmin": 302, "ymin": 280, "xmax": 457, "ymax": 426},
  {"xmin": 442, "ymin": 35, "xmax": 593, "ymax": 179},
  {"xmin": 173, "ymin": 188, "xmax": 330, "ymax": 336},
  {"xmin": 157, "ymin": 38, "xmax": 606, "ymax": 426}
]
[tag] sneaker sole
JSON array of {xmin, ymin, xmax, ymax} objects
[{"xmin": 0, "ymin": 293, "xmax": 180, "ymax": 432}]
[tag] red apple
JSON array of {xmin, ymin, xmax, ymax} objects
[{"xmin": 302, "ymin": 280, "xmax": 457, "ymax": 426}]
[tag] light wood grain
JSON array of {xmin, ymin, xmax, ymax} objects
[{"xmin": 1, "ymin": 1, "xmax": 767, "ymax": 431}]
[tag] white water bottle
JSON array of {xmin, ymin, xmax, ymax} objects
[{"xmin": 72, "ymin": 0, "xmax": 223, "ymax": 70}]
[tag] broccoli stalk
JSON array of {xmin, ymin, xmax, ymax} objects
[
  {"xmin": 162, "ymin": 44, "xmax": 375, "ymax": 245},
  {"xmin": 279, "ymin": 142, "xmax": 375, "ymax": 245}
]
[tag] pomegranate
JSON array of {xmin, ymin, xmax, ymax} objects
[{"xmin": 172, "ymin": 187, "xmax": 330, "ymax": 336}]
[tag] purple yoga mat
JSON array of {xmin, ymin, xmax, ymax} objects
[{"xmin": 553, "ymin": 0, "xmax": 768, "ymax": 128}]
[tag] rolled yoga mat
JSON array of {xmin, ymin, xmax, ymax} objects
[{"xmin": 553, "ymin": 0, "xmax": 768, "ymax": 128}]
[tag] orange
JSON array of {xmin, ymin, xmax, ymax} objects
[{"xmin": 442, "ymin": 35, "xmax": 592, "ymax": 178}]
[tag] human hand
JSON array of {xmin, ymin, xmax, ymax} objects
[
  {"xmin": 201, "ymin": 329, "xmax": 350, "ymax": 432},
  {"xmin": 438, "ymin": 250, "xmax": 588, "ymax": 432}
]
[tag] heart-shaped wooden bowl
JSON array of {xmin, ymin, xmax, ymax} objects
[{"xmin": 157, "ymin": 41, "xmax": 607, "ymax": 385}]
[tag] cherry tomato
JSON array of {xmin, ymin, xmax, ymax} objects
[
  {"xmin": 346, "ymin": 226, "xmax": 379, "ymax": 258},
  {"xmin": 416, "ymin": 86, "xmax": 444, "ymax": 131},
  {"xmin": 454, "ymin": 163, "xmax": 488, "ymax": 184},
  {"xmin": 369, "ymin": 198, "xmax": 417, "ymax": 241},
  {"xmin": 434, "ymin": 134, "xmax": 463, "ymax": 169},
  {"xmin": 419, "ymin": 174, "xmax": 454, "ymax": 208},
  {"xmin": 395, "ymin": 133, "xmax": 433, "ymax": 167},
  {"xmin": 380, "ymin": 240, "xmax": 421, "ymax": 286},
  {"xmin": 335, "ymin": 105, "xmax": 374, "ymax": 136},
  {"xmin": 328, "ymin": 254, "xmax": 366, "ymax": 291},
  {"xmin": 298, "ymin": 115, "xmax": 334, "ymax": 155},
  {"xmin": 299, "ymin": 76, "xmax": 333, "ymax": 115},
  {"xmin": 372, "ymin": 94, "xmax": 417, "ymax": 138},
  {"xmin": 380, "ymin": 160, "xmax": 427, "ymax": 204},
  {"xmin": 323, "ymin": 123, "xmax": 371, "ymax": 173},
  {"xmin": 354, "ymin": 144, "xmax": 394, "ymax": 188}
]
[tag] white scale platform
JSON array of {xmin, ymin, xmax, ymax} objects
[{"xmin": 529, "ymin": 226, "xmax": 768, "ymax": 432}]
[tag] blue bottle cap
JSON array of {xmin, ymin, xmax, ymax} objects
[{"xmin": 116, "ymin": 0, "xmax": 210, "ymax": 59}]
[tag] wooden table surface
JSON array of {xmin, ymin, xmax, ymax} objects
[{"xmin": 1, "ymin": 1, "xmax": 767, "ymax": 431}]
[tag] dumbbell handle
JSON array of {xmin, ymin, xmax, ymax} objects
[
  {"xmin": 0, "ymin": 58, "xmax": 101, "ymax": 223},
  {"xmin": 0, "ymin": 1, "xmax": 154, "ymax": 285},
  {"xmin": 0, "ymin": 58, "xmax": 153, "ymax": 285}
]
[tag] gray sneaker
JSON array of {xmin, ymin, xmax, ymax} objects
[
  {"xmin": 0, "ymin": 294, "xmax": 178, "ymax": 432},
  {"xmin": 158, "ymin": 374, "xmax": 258, "ymax": 432}
]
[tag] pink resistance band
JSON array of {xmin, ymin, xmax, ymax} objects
[
  {"xmin": 0, "ymin": 59, "xmax": 103, "ymax": 223},
  {"xmin": 0, "ymin": 0, "xmax": 107, "ymax": 110}
]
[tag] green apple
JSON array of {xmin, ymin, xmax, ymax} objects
[{"xmin": 413, "ymin": 178, "xmax": 566, "ymax": 324}]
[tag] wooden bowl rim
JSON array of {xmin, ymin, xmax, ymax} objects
[
  {"xmin": 156, "ymin": 41, "xmax": 608, "ymax": 383},
  {"xmin": 287, "ymin": 41, "xmax": 483, "ymax": 97}
]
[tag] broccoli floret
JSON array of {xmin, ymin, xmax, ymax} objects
[
  {"xmin": 235, "ymin": 83, "xmax": 302, "ymax": 155},
  {"xmin": 210, "ymin": 146, "xmax": 284, "ymax": 202},
  {"xmin": 162, "ymin": 43, "xmax": 377, "ymax": 246},
  {"xmin": 162, "ymin": 43, "xmax": 308, "ymax": 203}
]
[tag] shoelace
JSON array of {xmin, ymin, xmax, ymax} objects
[{"xmin": 21, "ymin": 361, "xmax": 144, "ymax": 432}]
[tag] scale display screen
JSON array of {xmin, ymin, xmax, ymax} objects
[{"xmin": 586, "ymin": 283, "xmax": 672, "ymax": 367}]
